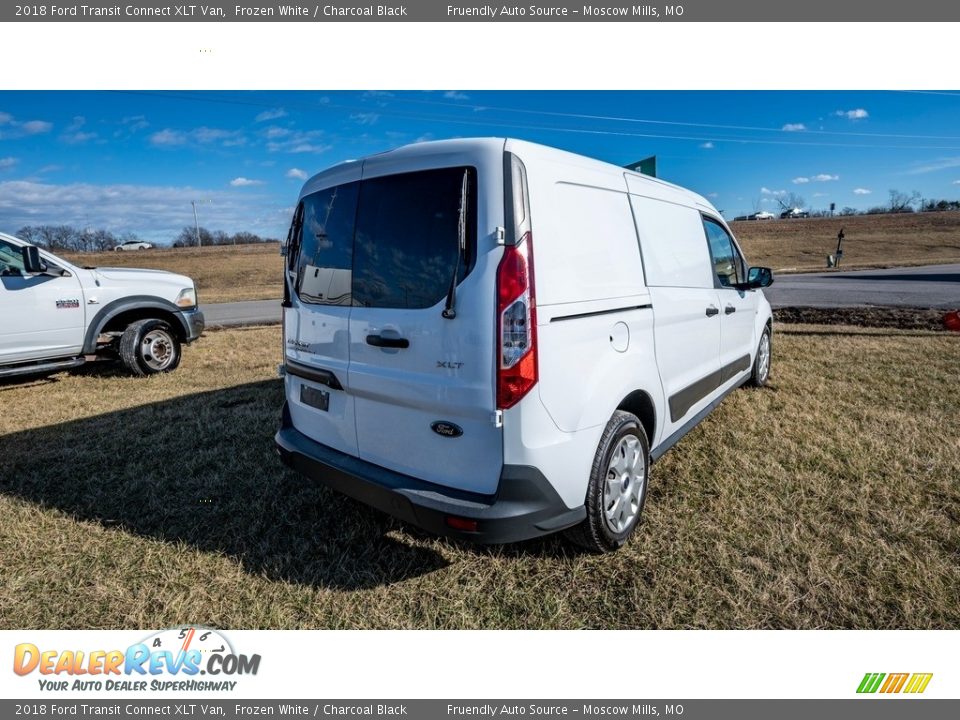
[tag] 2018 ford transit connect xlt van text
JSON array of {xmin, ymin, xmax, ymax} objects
[{"xmin": 275, "ymin": 138, "xmax": 774, "ymax": 552}]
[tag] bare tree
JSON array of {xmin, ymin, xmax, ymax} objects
[{"xmin": 889, "ymin": 189, "xmax": 921, "ymax": 213}]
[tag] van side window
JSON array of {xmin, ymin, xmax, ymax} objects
[
  {"xmin": 352, "ymin": 166, "xmax": 476, "ymax": 309},
  {"xmin": 295, "ymin": 181, "xmax": 360, "ymax": 306},
  {"xmin": 702, "ymin": 217, "xmax": 745, "ymax": 287}
]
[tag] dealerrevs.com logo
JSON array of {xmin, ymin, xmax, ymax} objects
[
  {"xmin": 13, "ymin": 627, "xmax": 261, "ymax": 692},
  {"xmin": 857, "ymin": 673, "xmax": 933, "ymax": 694}
]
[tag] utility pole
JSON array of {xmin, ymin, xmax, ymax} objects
[
  {"xmin": 191, "ymin": 200, "xmax": 202, "ymax": 247},
  {"xmin": 191, "ymin": 199, "xmax": 211, "ymax": 247}
]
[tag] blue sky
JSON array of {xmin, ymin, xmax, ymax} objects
[{"xmin": 1, "ymin": 90, "xmax": 959, "ymax": 244}]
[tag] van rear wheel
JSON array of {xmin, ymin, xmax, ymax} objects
[{"xmin": 566, "ymin": 410, "xmax": 650, "ymax": 553}]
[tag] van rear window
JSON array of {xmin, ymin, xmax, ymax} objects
[{"xmin": 292, "ymin": 166, "xmax": 476, "ymax": 309}]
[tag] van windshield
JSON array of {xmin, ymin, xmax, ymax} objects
[{"xmin": 292, "ymin": 166, "xmax": 476, "ymax": 309}]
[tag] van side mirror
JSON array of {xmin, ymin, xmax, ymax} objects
[
  {"xmin": 21, "ymin": 245, "xmax": 45, "ymax": 274},
  {"xmin": 745, "ymin": 266, "xmax": 773, "ymax": 289}
]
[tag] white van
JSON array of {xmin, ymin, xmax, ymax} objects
[{"xmin": 275, "ymin": 138, "xmax": 773, "ymax": 552}]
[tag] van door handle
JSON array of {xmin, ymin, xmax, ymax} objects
[
  {"xmin": 705, "ymin": 306, "xmax": 720, "ymax": 317},
  {"xmin": 724, "ymin": 305, "xmax": 736, "ymax": 315},
  {"xmin": 366, "ymin": 334, "xmax": 410, "ymax": 349}
]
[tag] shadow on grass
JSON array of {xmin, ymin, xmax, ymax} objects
[{"xmin": 0, "ymin": 379, "xmax": 450, "ymax": 590}]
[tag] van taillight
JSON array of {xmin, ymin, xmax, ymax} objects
[{"xmin": 496, "ymin": 231, "xmax": 538, "ymax": 409}]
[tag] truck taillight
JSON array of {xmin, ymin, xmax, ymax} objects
[{"xmin": 496, "ymin": 231, "xmax": 538, "ymax": 409}]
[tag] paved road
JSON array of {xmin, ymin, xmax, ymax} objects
[
  {"xmin": 201, "ymin": 299, "xmax": 281, "ymax": 328},
  {"xmin": 200, "ymin": 264, "xmax": 959, "ymax": 326},
  {"xmin": 765, "ymin": 263, "xmax": 960, "ymax": 309}
]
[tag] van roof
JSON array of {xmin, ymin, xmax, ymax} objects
[{"xmin": 301, "ymin": 137, "xmax": 717, "ymax": 215}]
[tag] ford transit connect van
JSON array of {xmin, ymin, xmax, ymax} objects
[{"xmin": 275, "ymin": 138, "xmax": 773, "ymax": 552}]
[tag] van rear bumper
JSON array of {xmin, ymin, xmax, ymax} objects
[{"xmin": 275, "ymin": 402, "xmax": 585, "ymax": 544}]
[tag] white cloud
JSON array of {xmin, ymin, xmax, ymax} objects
[
  {"xmin": 0, "ymin": 112, "xmax": 53, "ymax": 138},
  {"xmin": 21, "ymin": 120, "xmax": 53, "ymax": 135},
  {"xmin": 286, "ymin": 168, "xmax": 308, "ymax": 180},
  {"xmin": 782, "ymin": 123, "xmax": 806, "ymax": 132},
  {"xmin": 150, "ymin": 129, "xmax": 186, "ymax": 146},
  {"xmin": 907, "ymin": 157, "xmax": 960, "ymax": 174},
  {"xmin": 255, "ymin": 108, "xmax": 287, "ymax": 123},
  {"xmin": 265, "ymin": 126, "xmax": 290, "ymax": 139},
  {"xmin": 266, "ymin": 129, "xmax": 332, "ymax": 154},
  {"xmin": 793, "ymin": 177, "xmax": 810, "ymax": 184},
  {"xmin": 836, "ymin": 108, "xmax": 869, "ymax": 120},
  {"xmin": 707, "ymin": 192, "xmax": 719, "ymax": 198},
  {"xmin": 700, "ymin": 142, "xmax": 714, "ymax": 149},
  {"xmin": 61, "ymin": 131, "xmax": 98, "ymax": 144},
  {"xmin": 812, "ymin": 192, "xmax": 830, "ymax": 198},
  {"xmin": 444, "ymin": 91, "xmax": 469, "ymax": 100},
  {"xmin": 60, "ymin": 116, "xmax": 97, "ymax": 144},
  {"xmin": 350, "ymin": 112, "xmax": 380, "ymax": 126},
  {"xmin": 121, "ymin": 115, "xmax": 149, "ymax": 132},
  {"xmin": 761, "ymin": 187, "xmax": 787, "ymax": 196},
  {"xmin": 150, "ymin": 126, "xmax": 245, "ymax": 147},
  {"xmin": 229, "ymin": 177, "xmax": 264, "ymax": 187},
  {"xmin": 0, "ymin": 157, "xmax": 18, "ymax": 169},
  {"xmin": 813, "ymin": 173, "xmax": 839, "ymax": 182},
  {"xmin": 853, "ymin": 188, "xmax": 872, "ymax": 195},
  {"xmin": 954, "ymin": 180, "xmax": 960, "ymax": 185}
]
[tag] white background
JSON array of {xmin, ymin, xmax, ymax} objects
[
  {"xmin": 2, "ymin": 19, "xmax": 957, "ymax": 702},
  {"xmin": 2, "ymin": 629, "xmax": 956, "ymax": 699}
]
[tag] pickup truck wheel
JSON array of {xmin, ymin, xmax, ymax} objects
[
  {"xmin": 749, "ymin": 327, "xmax": 772, "ymax": 387},
  {"xmin": 119, "ymin": 319, "xmax": 181, "ymax": 376},
  {"xmin": 566, "ymin": 410, "xmax": 650, "ymax": 553}
]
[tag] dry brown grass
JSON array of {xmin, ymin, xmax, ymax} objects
[
  {"xmin": 60, "ymin": 244, "xmax": 283, "ymax": 304},
  {"xmin": 732, "ymin": 211, "xmax": 960, "ymax": 272},
  {"xmin": 55, "ymin": 212, "xmax": 960, "ymax": 308},
  {"xmin": 1, "ymin": 324, "xmax": 958, "ymax": 629}
]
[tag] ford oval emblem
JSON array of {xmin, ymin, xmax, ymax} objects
[{"xmin": 431, "ymin": 421, "xmax": 463, "ymax": 438}]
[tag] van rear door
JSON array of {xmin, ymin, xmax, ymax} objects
[
  {"xmin": 348, "ymin": 160, "xmax": 503, "ymax": 496},
  {"xmin": 284, "ymin": 164, "xmax": 362, "ymax": 457}
]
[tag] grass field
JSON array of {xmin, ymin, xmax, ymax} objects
[
  {"xmin": 731, "ymin": 211, "xmax": 960, "ymax": 272},
  {"xmin": 1, "ymin": 324, "xmax": 958, "ymax": 629},
  {"xmin": 61, "ymin": 244, "xmax": 283, "ymax": 305},
  {"xmin": 58, "ymin": 211, "xmax": 960, "ymax": 305}
]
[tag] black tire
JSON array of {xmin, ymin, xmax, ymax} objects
[
  {"xmin": 566, "ymin": 410, "xmax": 651, "ymax": 553},
  {"xmin": 748, "ymin": 326, "xmax": 772, "ymax": 387},
  {"xmin": 119, "ymin": 319, "xmax": 181, "ymax": 376}
]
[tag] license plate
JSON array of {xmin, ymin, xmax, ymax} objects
[{"xmin": 300, "ymin": 384, "xmax": 329, "ymax": 412}]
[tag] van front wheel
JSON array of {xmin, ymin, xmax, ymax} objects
[{"xmin": 567, "ymin": 410, "xmax": 650, "ymax": 553}]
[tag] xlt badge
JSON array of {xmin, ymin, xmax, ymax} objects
[{"xmin": 437, "ymin": 361, "xmax": 464, "ymax": 369}]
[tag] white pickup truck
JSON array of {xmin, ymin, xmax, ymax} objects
[{"xmin": 0, "ymin": 231, "xmax": 204, "ymax": 379}]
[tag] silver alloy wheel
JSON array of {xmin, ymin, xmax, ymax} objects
[
  {"xmin": 758, "ymin": 332, "xmax": 771, "ymax": 382},
  {"xmin": 603, "ymin": 435, "xmax": 646, "ymax": 534},
  {"xmin": 141, "ymin": 328, "xmax": 176, "ymax": 371}
]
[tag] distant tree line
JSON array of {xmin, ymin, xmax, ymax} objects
[
  {"xmin": 14, "ymin": 224, "xmax": 279, "ymax": 252},
  {"xmin": 15, "ymin": 225, "xmax": 144, "ymax": 252},
  {"xmin": 171, "ymin": 226, "xmax": 278, "ymax": 247}
]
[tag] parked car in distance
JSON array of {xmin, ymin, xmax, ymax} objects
[
  {"xmin": 275, "ymin": 138, "xmax": 774, "ymax": 552},
  {"xmin": 0, "ymin": 231, "xmax": 203, "ymax": 378},
  {"xmin": 114, "ymin": 240, "xmax": 153, "ymax": 251},
  {"xmin": 780, "ymin": 208, "xmax": 809, "ymax": 219},
  {"xmin": 752, "ymin": 211, "xmax": 776, "ymax": 220}
]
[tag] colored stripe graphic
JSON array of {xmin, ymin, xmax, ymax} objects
[
  {"xmin": 880, "ymin": 673, "xmax": 909, "ymax": 693},
  {"xmin": 857, "ymin": 673, "xmax": 885, "ymax": 693},
  {"xmin": 904, "ymin": 673, "xmax": 934, "ymax": 694},
  {"xmin": 857, "ymin": 672, "xmax": 932, "ymax": 694}
]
